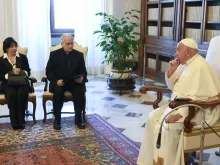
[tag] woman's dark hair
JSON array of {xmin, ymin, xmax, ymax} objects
[{"xmin": 3, "ymin": 37, "xmax": 18, "ymax": 53}]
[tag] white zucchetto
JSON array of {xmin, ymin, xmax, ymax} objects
[{"xmin": 180, "ymin": 38, "xmax": 198, "ymax": 50}]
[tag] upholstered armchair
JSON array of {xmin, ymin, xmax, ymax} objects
[
  {"xmin": 41, "ymin": 42, "xmax": 88, "ymax": 123},
  {"xmin": 139, "ymin": 36, "xmax": 220, "ymax": 164},
  {"xmin": 0, "ymin": 42, "xmax": 37, "ymax": 123}
]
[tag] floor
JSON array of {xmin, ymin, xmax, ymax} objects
[{"xmin": 0, "ymin": 75, "xmax": 219, "ymax": 165}]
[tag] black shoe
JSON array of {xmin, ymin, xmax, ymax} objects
[
  {"xmin": 18, "ymin": 125, "xmax": 25, "ymax": 130},
  {"xmin": 53, "ymin": 121, "xmax": 61, "ymax": 130},
  {"xmin": 12, "ymin": 126, "xmax": 19, "ymax": 130},
  {"xmin": 75, "ymin": 121, "xmax": 85, "ymax": 129}
]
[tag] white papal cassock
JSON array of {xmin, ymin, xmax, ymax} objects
[{"xmin": 137, "ymin": 38, "xmax": 220, "ymax": 165}]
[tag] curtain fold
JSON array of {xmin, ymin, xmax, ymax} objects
[
  {"xmin": 16, "ymin": 0, "xmax": 51, "ymax": 81},
  {"xmin": 0, "ymin": 0, "xmax": 18, "ymax": 41},
  {"xmin": 74, "ymin": 0, "xmax": 106, "ymax": 75}
]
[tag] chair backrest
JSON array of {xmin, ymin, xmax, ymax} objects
[
  {"xmin": 0, "ymin": 42, "xmax": 28, "ymax": 57},
  {"xmin": 206, "ymin": 35, "xmax": 220, "ymax": 79},
  {"xmin": 50, "ymin": 42, "xmax": 88, "ymax": 61}
]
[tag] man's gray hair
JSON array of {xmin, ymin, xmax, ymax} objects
[{"xmin": 60, "ymin": 33, "xmax": 73, "ymax": 42}]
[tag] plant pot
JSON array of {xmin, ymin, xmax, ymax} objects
[{"xmin": 109, "ymin": 69, "xmax": 132, "ymax": 79}]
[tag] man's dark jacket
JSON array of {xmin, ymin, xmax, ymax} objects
[{"xmin": 46, "ymin": 48, "xmax": 87, "ymax": 92}]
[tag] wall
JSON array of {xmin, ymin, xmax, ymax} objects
[{"xmin": 113, "ymin": 0, "xmax": 141, "ymax": 19}]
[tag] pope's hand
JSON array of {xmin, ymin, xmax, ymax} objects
[
  {"xmin": 165, "ymin": 113, "xmax": 182, "ymax": 123},
  {"xmin": 167, "ymin": 58, "xmax": 180, "ymax": 77}
]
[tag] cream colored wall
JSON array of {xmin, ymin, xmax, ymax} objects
[{"xmin": 113, "ymin": 0, "xmax": 141, "ymax": 19}]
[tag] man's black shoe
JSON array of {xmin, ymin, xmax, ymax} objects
[
  {"xmin": 18, "ymin": 125, "xmax": 25, "ymax": 130},
  {"xmin": 53, "ymin": 121, "xmax": 61, "ymax": 130},
  {"xmin": 12, "ymin": 126, "xmax": 19, "ymax": 130},
  {"xmin": 75, "ymin": 121, "xmax": 85, "ymax": 129}
]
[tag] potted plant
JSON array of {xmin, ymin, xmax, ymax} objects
[{"xmin": 94, "ymin": 10, "xmax": 141, "ymax": 79}]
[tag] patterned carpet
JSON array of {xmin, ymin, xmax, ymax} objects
[{"xmin": 0, "ymin": 114, "xmax": 139, "ymax": 165}]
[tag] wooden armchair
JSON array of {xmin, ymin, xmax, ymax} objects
[
  {"xmin": 140, "ymin": 85, "xmax": 220, "ymax": 164},
  {"xmin": 0, "ymin": 42, "xmax": 37, "ymax": 123},
  {"xmin": 41, "ymin": 42, "xmax": 88, "ymax": 123}
]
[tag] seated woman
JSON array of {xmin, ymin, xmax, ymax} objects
[{"xmin": 0, "ymin": 37, "xmax": 31, "ymax": 130}]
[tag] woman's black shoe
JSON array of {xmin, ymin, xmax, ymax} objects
[{"xmin": 12, "ymin": 125, "xmax": 25, "ymax": 130}]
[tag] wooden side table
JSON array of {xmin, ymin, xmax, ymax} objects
[{"xmin": 105, "ymin": 74, "xmax": 138, "ymax": 95}]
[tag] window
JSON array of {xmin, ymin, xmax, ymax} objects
[{"xmin": 50, "ymin": 0, "xmax": 74, "ymax": 37}]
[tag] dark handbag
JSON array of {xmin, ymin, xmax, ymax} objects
[{"xmin": 7, "ymin": 70, "xmax": 28, "ymax": 86}]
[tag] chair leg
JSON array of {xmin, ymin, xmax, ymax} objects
[
  {"xmin": 25, "ymin": 101, "xmax": 30, "ymax": 115},
  {"xmin": 184, "ymin": 153, "xmax": 190, "ymax": 165},
  {"xmin": 83, "ymin": 109, "xmax": 86, "ymax": 122},
  {"xmin": 83, "ymin": 94, "xmax": 86, "ymax": 122},
  {"xmin": 32, "ymin": 100, "xmax": 37, "ymax": 123},
  {"xmin": 25, "ymin": 109, "xmax": 30, "ymax": 114},
  {"xmin": 216, "ymin": 148, "xmax": 220, "ymax": 157},
  {"xmin": 43, "ymin": 98, "xmax": 47, "ymax": 123}
]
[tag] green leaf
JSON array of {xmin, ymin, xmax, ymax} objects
[
  {"xmin": 125, "ymin": 11, "xmax": 131, "ymax": 15},
  {"xmin": 100, "ymin": 41, "xmax": 107, "ymax": 47},
  {"xmin": 121, "ymin": 20, "xmax": 127, "ymax": 24},
  {"xmin": 93, "ymin": 30, "xmax": 102, "ymax": 34},
  {"xmin": 133, "ymin": 32, "xmax": 140, "ymax": 35},
  {"xmin": 131, "ymin": 15, "xmax": 139, "ymax": 19}
]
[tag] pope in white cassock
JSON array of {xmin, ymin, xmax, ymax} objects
[{"xmin": 137, "ymin": 38, "xmax": 220, "ymax": 165}]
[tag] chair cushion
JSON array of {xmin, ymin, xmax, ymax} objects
[
  {"xmin": 50, "ymin": 42, "xmax": 88, "ymax": 61},
  {"xmin": 43, "ymin": 91, "xmax": 73, "ymax": 98},
  {"xmin": 0, "ymin": 94, "xmax": 5, "ymax": 99},
  {"xmin": 28, "ymin": 93, "xmax": 36, "ymax": 98},
  {"xmin": 0, "ymin": 93, "xmax": 36, "ymax": 100},
  {"xmin": 184, "ymin": 121, "xmax": 220, "ymax": 153},
  {"xmin": 0, "ymin": 42, "xmax": 28, "ymax": 57}
]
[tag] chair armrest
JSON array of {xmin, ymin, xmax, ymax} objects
[
  {"xmin": 28, "ymin": 77, "xmax": 37, "ymax": 93},
  {"xmin": 169, "ymin": 97, "xmax": 220, "ymax": 133},
  {"xmin": 139, "ymin": 85, "xmax": 171, "ymax": 94},
  {"xmin": 169, "ymin": 98, "xmax": 220, "ymax": 109},
  {"xmin": 41, "ymin": 76, "xmax": 48, "ymax": 92},
  {"xmin": 139, "ymin": 85, "xmax": 171, "ymax": 109}
]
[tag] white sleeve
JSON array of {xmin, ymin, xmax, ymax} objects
[
  {"xmin": 5, "ymin": 73, "xmax": 8, "ymax": 80},
  {"xmin": 165, "ymin": 65, "xmax": 185, "ymax": 90},
  {"xmin": 23, "ymin": 70, "xmax": 28, "ymax": 76},
  {"xmin": 177, "ymin": 107, "xmax": 189, "ymax": 122}
]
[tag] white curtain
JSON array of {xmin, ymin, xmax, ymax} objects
[
  {"xmin": 74, "ymin": 0, "xmax": 106, "ymax": 75},
  {"xmin": 16, "ymin": 0, "xmax": 51, "ymax": 80},
  {"xmin": 0, "ymin": 0, "xmax": 19, "ymax": 41}
]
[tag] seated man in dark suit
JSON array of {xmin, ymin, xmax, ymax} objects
[{"xmin": 46, "ymin": 33, "xmax": 87, "ymax": 130}]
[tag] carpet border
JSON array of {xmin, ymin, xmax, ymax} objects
[
  {"xmin": 91, "ymin": 113, "xmax": 140, "ymax": 150},
  {"xmin": 86, "ymin": 113, "xmax": 140, "ymax": 164}
]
